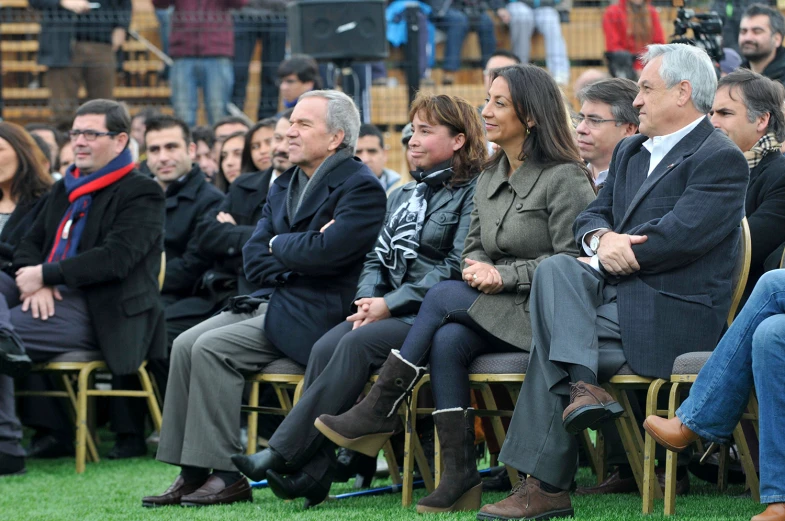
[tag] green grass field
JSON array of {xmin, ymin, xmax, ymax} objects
[{"xmin": 0, "ymin": 443, "xmax": 764, "ymax": 521}]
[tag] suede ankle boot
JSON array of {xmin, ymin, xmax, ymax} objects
[
  {"xmin": 315, "ymin": 350, "xmax": 425, "ymax": 457},
  {"xmin": 416, "ymin": 408, "xmax": 482, "ymax": 513}
]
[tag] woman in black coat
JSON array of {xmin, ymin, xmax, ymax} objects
[
  {"xmin": 231, "ymin": 93, "xmax": 487, "ymax": 506},
  {"xmin": 0, "ymin": 123, "xmax": 53, "ymax": 283}
]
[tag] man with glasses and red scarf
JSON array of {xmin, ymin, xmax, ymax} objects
[{"xmin": 0, "ymin": 99, "xmax": 165, "ymax": 476}]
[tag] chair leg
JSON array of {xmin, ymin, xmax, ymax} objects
[
  {"xmin": 62, "ymin": 374, "xmax": 99, "ymax": 463},
  {"xmin": 382, "ymin": 440, "xmax": 402, "ymax": 486},
  {"xmin": 664, "ymin": 383, "xmax": 681, "ymax": 515},
  {"xmin": 433, "ymin": 423, "xmax": 441, "ymax": 488},
  {"xmin": 75, "ymin": 366, "xmax": 93, "ymax": 474},
  {"xmin": 246, "ymin": 381, "xmax": 260, "ymax": 455},
  {"xmin": 293, "ymin": 379, "xmax": 305, "ymax": 404},
  {"xmin": 717, "ymin": 444, "xmax": 730, "ymax": 492},
  {"xmin": 138, "ymin": 365, "xmax": 162, "ymax": 432},
  {"xmin": 643, "ymin": 379, "xmax": 666, "ymax": 514},
  {"xmin": 733, "ymin": 411, "xmax": 760, "ymax": 502}
]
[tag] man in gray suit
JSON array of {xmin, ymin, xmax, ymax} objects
[{"xmin": 479, "ymin": 44, "xmax": 750, "ymax": 521}]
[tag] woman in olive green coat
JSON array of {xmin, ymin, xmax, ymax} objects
[{"xmin": 317, "ymin": 64, "xmax": 597, "ymax": 514}]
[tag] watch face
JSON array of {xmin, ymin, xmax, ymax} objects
[{"xmin": 590, "ymin": 236, "xmax": 600, "ymax": 253}]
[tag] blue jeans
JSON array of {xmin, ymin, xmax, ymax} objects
[
  {"xmin": 399, "ymin": 280, "xmax": 516, "ymax": 410},
  {"xmin": 170, "ymin": 57, "xmax": 233, "ymax": 127},
  {"xmin": 432, "ymin": 8, "xmax": 496, "ymax": 72},
  {"xmin": 155, "ymin": 7, "xmax": 172, "ymax": 80},
  {"xmin": 677, "ymin": 269, "xmax": 785, "ymax": 503}
]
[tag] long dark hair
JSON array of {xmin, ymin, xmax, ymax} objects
[
  {"xmin": 241, "ymin": 118, "xmax": 277, "ymax": 174},
  {"xmin": 0, "ymin": 122, "xmax": 54, "ymax": 205},
  {"xmin": 214, "ymin": 131, "xmax": 247, "ymax": 193},
  {"xmin": 486, "ymin": 65, "xmax": 591, "ymax": 184},
  {"xmin": 408, "ymin": 93, "xmax": 486, "ymax": 185}
]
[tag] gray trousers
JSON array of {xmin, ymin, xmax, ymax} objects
[
  {"xmin": 269, "ymin": 319, "xmax": 412, "ymax": 481},
  {"xmin": 499, "ymin": 255, "xmax": 626, "ymax": 490},
  {"xmin": 156, "ymin": 303, "xmax": 288, "ymax": 471},
  {"xmin": 0, "ymin": 272, "xmax": 97, "ymax": 457}
]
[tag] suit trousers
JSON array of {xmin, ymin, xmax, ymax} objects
[
  {"xmin": 156, "ymin": 303, "xmax": 285, "ymax": 471},
  {"xmin": 0, "ymin": 272, "xmax": 97, "ymax": 457},
  {"xmin": 499, "ymin": 255, "xmax": 626, "ymax": 490},
  {"xmin": 47, "ymin": 41, "xmax": 116, "ymax": 128},
  {"xmin": 268, "ymin": 318, "xmax": 412, "ymax": 481}
]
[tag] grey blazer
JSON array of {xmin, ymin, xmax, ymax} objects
[
  {"xmin": 464, "ymin": 156, "xmax": 596, "ymax": 349},
  {"xmin": 574, "ymin": 118, "xmax": 749, "ymax": 379}
]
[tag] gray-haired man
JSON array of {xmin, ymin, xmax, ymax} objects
[
  {"xmin": 479, "ymin": 44, "xmax": 749, "ymax": 520},
  {"xmin": 142, "ymin": 90, "xmax": 386, "ymax": 508}
]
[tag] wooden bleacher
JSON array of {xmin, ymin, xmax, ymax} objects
[{"xmin": 1, "ymin": 0, "xmax": 679, "ymax": 125}]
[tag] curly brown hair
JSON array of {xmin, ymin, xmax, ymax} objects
[
  {"xmin": 0, "ymin": 122, "xmax": 53, "ymax": 205},
  {"xmin": 408, "ymin": 93, "xmax": 486, "ymax": 185}
]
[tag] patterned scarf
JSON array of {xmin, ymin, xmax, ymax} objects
[
  {"xmin": 47, "ymin": 148, "xmax": 135, "ymax": 262},
  {"xmin": 374, "ymin": 160, "xmax": 453, "ymax": 280},
  {"xmin": 744, "ymin": 132, "xmax": 782, "ymax": 169}
]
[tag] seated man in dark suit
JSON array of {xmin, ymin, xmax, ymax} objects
[
  {"xmin": 142, "ymin": 90, "xmax": 387, "ymax": 507},
  {"xmin": 110, "ymin": 115, "xmax": 225, "ymax": 458},
  {"xmin": 0, "ymin": 99, "xmax": 165, "ymax": 476},
  {"xmin": 479, "ymin": 44, "xmax": 749, "ymax": 520},
  {"xmin": 709, "ymin": 68, "xmax": 785, "ymax": 293}
]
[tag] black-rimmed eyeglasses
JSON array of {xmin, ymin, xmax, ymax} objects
[{"xmin": 68, "ymin": 129, "xmax": 119, "ymax": 142}]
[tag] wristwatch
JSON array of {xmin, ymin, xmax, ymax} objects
[
  {"xmin": 589, "ymin": 230, "xmax": 610, "ymax": 254},
  {"xmin": 268, "ymin": 235, "xmax": 277, "ymax": 253}
]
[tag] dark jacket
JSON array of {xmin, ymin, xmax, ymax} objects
[
  {"xmin": 29, "ymin": 0, "xmax": 131, "ymax": 67},
  {"xmin": 14, "ymin": 171, "xmax": 166, "ymax": 375},
  {"xmin": 161, "ymin": 166, "xmax": 225, "ymax": 298},
  {"xmin": 197, "ymin": 169, "xmax": 272, "ymax": 296},
  {"xmin": 575, "ymin": 118, "xmax": 749, "ymax": 379},
  {"xmin": 354, "ymin": 178, "xmax": 477, "ymax": 323},
  {"xmin": 742, "ymin": 46, "xmax": 785, "ymax": 86},
  {"xmin": 243, "ymin": 157, "xmax": 386, "ymax": 365},
  {"xmin": 745, "ymin": 151, "xmax": 785, "ymax": 290},
  {"xmin": 0, "ymin": 195, "xmax": 49, "ymax": 276},
  {"xmin": 152, "ymin": 0, "xmax": 247, "ymax": 58}
]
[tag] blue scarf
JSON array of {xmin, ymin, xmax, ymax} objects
[{"xmin": 47, "ymin": 148, "xmax": 135, "ymax": 263}]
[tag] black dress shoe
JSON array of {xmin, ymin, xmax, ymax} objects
[
  {"xmin": 0, "ymin": 330, "xmax": 32, "ymax": 379},
  {"xmin": 266, "ymin": 469, "xmax": 330, "ymax": 509},
  {"xmin": 231, "ymin": 447, "xmax": 288, "ymax": 482},
  {"xmin": 0, "ymin": 453, "xmax": 26, "ymax": 477},
  {"xmin": 107, "ymin": 435, "xmax": 147, "ymax": 459},
  {"xmin": 26, "ymin": 434, "xmax": 74, "ymax": 459}
]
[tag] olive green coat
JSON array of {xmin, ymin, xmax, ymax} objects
[{"xmin": 463, "ymin": 155, "xmax": 596, "ymax": 349}]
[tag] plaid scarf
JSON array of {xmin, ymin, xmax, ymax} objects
[
  {"xmin": 744, "ymin": 132, "xmax": 782, "ymax": 169},
  {"xmin": 47, "ymin": 148, "xmax": 135, "ymax": 263}
]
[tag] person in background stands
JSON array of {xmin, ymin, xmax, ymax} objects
[
  {"xmin": 213, "ymin": 131, "xmax": 247, "ymax": 193},
  {"xmin": 192, "ymin": 126, "xmax": 219, "ymax": 181},
  {"xmin": 356, "ymin": 124, "xmax": 401, "ymax": 193},
  {"xmin": 241, "ymin": 118, "xmax": 276, "ymax": 174},
  {"xmin": 277, "ymin": 55, "xmax": 322, "ymax": 114},
  {"xmin": 740, "ymin": 3, "xmax": 785, "ymax": 85}
]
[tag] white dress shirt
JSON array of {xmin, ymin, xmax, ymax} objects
[{"xmin": 584, "ymin": 116, "xmax": 707, "ymax": 270}]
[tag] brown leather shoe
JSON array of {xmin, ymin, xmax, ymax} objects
[
  {"xmin": 643, "ymin": 415, "xmax": 699, "ymax": 452},
  {"xmin": 575, "ymin": 469, "xmax": 637, "ymax": 495},
  {"xmin": 655, "ymin": 468, "xmax": 690, "ymax": 496},
  {"xmin": 141, "ymin": 475, "xmax": 204, "ymax": 508},
  {"xmin": 562, "ymin": 382, "xmax": 624, "ymax": 434},
  {"xmin": 477, "ymin": 476, "xmax": 574, "ymax": 520},
  {"xmin": 752, "ymin": 503, "xmax": 785, "ymax": 521},
  {"xmin": 180, "ymin": 475, "xmax": 252, "ymax": 507}
]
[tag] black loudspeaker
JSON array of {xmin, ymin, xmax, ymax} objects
[{"xmin": 287, "ymin": 0, "xmax": 388, "ymax": 62}]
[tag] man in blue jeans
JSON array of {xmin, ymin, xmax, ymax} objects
[
  {"xmin": 431, "ymin": 0, "xmax": 497, "ymax": 84},
  {"xmin": 153, "ymin": 0, "xmax": 246, "ymax": 127},
  {"xmin": 645, "ymin": 269, "xmax": 785, "ymax": 521}
]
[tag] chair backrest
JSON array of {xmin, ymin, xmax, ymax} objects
[
  {"xmin": 727, "ymin": 217, "xmax": 751, "ymax": 327},
  {"xmin": 158, "ymin": 252, "xmax": 166, "ymax": 291}
]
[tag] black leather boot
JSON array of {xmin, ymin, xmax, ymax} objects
[
  {"xmin": 416, "ymin": 408, "xmax": 482, "ymax": 513},
  {"xmin": 315, "ymin": 350, "xmax": 425, "ymax": 457},
  {"xmin": 231, "ymin": 447, "xmax": 288, "ymax": 482}
]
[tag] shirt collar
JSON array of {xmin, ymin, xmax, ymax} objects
[{"xmin": 641, "ymin": 116, "xmax": 705, "ymax": 155}]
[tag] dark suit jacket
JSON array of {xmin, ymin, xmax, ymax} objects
[
  {"xmin": 243, "ymin": 156, "xmax": 387, "ymax": 365},
  {"xmin": 14, "ymin": 171, "xmax": 166, "ymax": 375},
  {"xmin": 161, "ymin": 166, "xmax": 224, "ymax": 298},
  {"xmin": 197, "ymin": 169, "xmax": 272, "ymax": 296},
  {"xmin": 0, "ymin": 195, "xmax": 48, "ymax": 275},
  {"xmin": 574, "ymin": 118, "xmax": 749, "ymax": 379},
  {"xmin": 744, "ymin": 152, "xmax": 785, "ymax": 289}
]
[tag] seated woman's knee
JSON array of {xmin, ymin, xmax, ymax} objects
[{"xmin": 752, "ymin": 314, "xmax": 785, "ymax": 367}]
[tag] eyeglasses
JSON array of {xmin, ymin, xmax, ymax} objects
[
  {"xmin": 68, "ymin": 129, "xmax": 119, "ymax": 142},
  {"xmin": 572, "ymin": 115, "xmax": 622, "ymax": 129}
]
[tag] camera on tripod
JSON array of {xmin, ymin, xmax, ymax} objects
[{"xmin": 671, "ymin": 0, "xmax": 725, "ymax": 63}]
